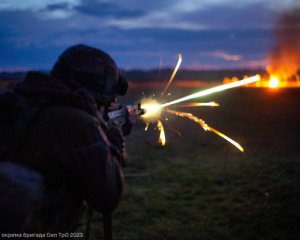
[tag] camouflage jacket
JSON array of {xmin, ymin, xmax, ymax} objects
[{"xmin": 12, "ymin": 71, "xmax": 124, "ymax": 231}]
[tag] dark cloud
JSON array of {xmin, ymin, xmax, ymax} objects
[
  {"xmin": 0, "ymin": 0, "xmax": 278, "ymax": 70},
  {"xmin": 75, "ymin": 1, "xmax": 145, "ymax": 19},
  {"xmin": 0, "ymin": 16, "xmax": 272, "ymax": 70},
  {"xmin": 0, "ymin": 42, "xmax": 64, "ymax": 70},
  {"xmin": 46, "ymin": 3, "xmax": 70, "ymax": 11},
  {"xmin": 115, "ymin": 0, "xmax": 173, "ymax": 11},
  {"xmin": 64, "ymin": 26, "xmax": 269, "ymax": 69},
  {"xmin": 181, "ymin": 2, "xmax": 275, "ymax": 30}
]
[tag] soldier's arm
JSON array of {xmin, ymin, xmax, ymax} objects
[{"xmin": 67, "ymin": 112, "xmax": 124, "ymax": 213}]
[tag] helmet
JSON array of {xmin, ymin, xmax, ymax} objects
[{"xmin": 51, "ymin": 44, "xmax": 128, "ymax": 103}]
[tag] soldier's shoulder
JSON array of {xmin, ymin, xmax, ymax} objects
[
  {"xmin": 49, "ymin": 104, "xmax": 94, "ymax": 118},
  {"xmin": 38, "ymin": 104, "xmax": 99, "ymax": 129}
]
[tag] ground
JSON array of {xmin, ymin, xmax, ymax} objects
[{"xmin": 80, "ymin": 87, "xmax": 300, "ymax": 240}]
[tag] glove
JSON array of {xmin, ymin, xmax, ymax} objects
[
  {"xmin": 106, "ymin": 125, "xmax": 128, "ymax": 167},
  {"xmin": 121, "ymin": 107, "xmax": 135, "ymax": 136},
  {"xmin": 107, "ymin": 104, "xmax": 136, "ymax": 136}
]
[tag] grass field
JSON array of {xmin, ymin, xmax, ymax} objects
[{"xmin": 83, "ymin": 86, "xmax": 300, "ymax": 240}]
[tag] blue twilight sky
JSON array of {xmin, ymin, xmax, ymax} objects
[{"xmin": 0, "ymin": 0, "xmax": 298, "ymax": 71}]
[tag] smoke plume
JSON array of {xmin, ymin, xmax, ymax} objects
[{"xmin": 267, "ymin": 7, "xmax": 300, "ymax": 79}]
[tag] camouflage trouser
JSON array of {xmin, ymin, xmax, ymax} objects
[
  {"xmin": 0, "ymin": 161, "xmax": 84, "ymax": 234},
  {"xmin": 29, "ymin": 181, "xmax": 85, "ymax": 234},
  {"xmin": 0, "ymin": 161, "xmax": 44, "ymax": 233}
]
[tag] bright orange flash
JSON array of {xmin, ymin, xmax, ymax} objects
[
  {"xmin": 166, "ymin": 110, "xmax": 244, "ymax": 152},
  {"xmin": 141, "ymin": 75, "xmax": 260, "ymax": 149},
  {"xmin": 140, "ymin": 98, "xmax": 162, "ymax": 122},
  {"xmin": 268, "ymin": 76, "xmax": 280, "ymax": 88},
  {"xmin": 142, "ymin": 76, "xmax": 260, "ymax": 114},
  {"xmin": 140, "ymin": 54, "xmax": 257, "ymax": 150}
]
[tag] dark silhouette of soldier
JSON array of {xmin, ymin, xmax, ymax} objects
[{"xmin": 0, "ymin": 44, "xmax": 132, "ymax": 239}]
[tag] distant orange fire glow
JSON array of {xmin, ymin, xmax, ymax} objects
[
  {"xmin": 223, "ymin": 18, "xmax": 300, "ymax": 90},
  {"xmin": 223, "ymin": 73, "xmax": 300, "ymax": 88},
  {"xmin": 268, "ymin": 76, "xmax": 280, "ymax": 88}
]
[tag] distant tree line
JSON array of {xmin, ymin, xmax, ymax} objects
[
  {"xmin": 124, "ymin": 68, "xmax": 266, "ymax": 82},
  {"xmin": 0, "ymin": 69, "xmax": 268, "ymax": 89}
]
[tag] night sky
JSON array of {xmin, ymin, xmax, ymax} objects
[{"xmin": 0, "ymin": 0, "xmax": 298, "ymax": 71}]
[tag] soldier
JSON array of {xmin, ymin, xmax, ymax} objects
[{"xmin": 0, "ymin": 44, "xmax": 133, "ymax": 239}]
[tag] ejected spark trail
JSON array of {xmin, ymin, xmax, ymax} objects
[
  {"xmin": 157, "ymin": 120, "xmax": 166, "ymax": 146},
  {"xmin": 161, "ymin": 53, "xmax": 182, "ymax": 96},
  {"xmin": 173, "ymin": 102, "xmax": 219, "ymax": 107},
  {"xmin": 159, "ymin": 75, "xmax": 260, "ymax": 109},
  {"xmin": 166, "ymin": 109, "xmax": 244, "ymax": 152},
  {"xmin": 139, "ymin": 54, "xmax": 260, "ymax": 150}
]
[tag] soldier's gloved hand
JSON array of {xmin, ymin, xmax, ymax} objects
[
  {"xmin": 107, "ymin": 104, "xmax": 136, "ymax": 137},
  {"xmin": 106, "ymin": 126, "xmax": 128, "ymax": 167},
  {"xmin": 121, "ymin": 106, "xmax": 136, "ymax": 136}
]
